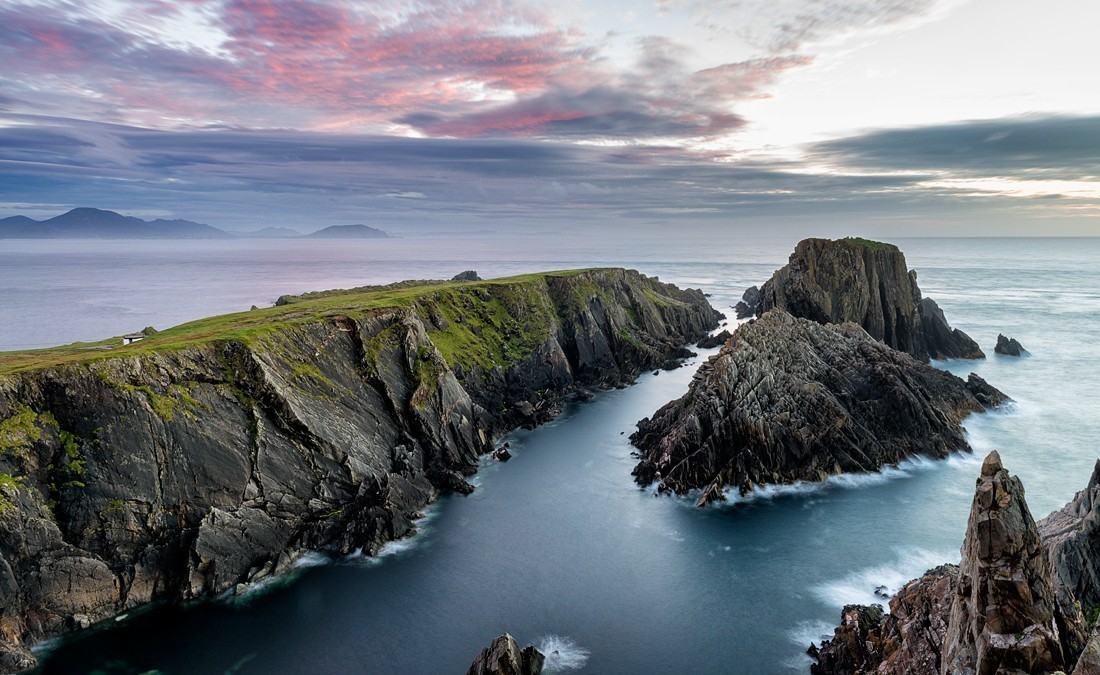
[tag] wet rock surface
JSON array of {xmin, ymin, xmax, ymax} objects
[
  {"xmin": 0, "ymin": 269, "xmax": 719, "ymax": 670},
  {"xmin": 756, "ymin": 238, "xmax": 984, "ymax": 361},
  {"xmin": 466, "ymin": 633, "xmax": 544, "ymax": 675},
  {"xmin": 734, "ymin": 285, "xmax": 761, "ymax": 319},
  {"xmin": 695, "ymin": 329, "xmax": 731, "ymax": 349},
  {"xmin": 631, "ymin": 310, "xmax": 1001, "ymax": 504}
]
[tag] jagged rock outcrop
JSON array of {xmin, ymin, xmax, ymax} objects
[
  {"xmin": 631, "ymin": 310, "xmax": 1003, "ymax": 504},
  {"xmin": 1038, "ymin": 460, "xmax": 1100, "ymax": 653},
  {"xmin": 995, "ymin": 334, "xmax": 1029, "ymax": 357},
  {"xmin": 809, "ymin": 565, "xmax": 958, "ymax": 675},
  {"xmin": 942, "ymin": 451, "xmax": 1072, "ymax": 673},
  {"xmin": 812, "ymin": 457, "xmax": 1100, "ymax": 675},
  {"xmin": 466, "ymin": 633, "xmax": 544, "ymax": 675},
  {"xmin": 756, "ymin": 238, "xmax": 984, "ymax": 361},
  {"xmin": 734, "ymin": 286, "xmax": 761, "ymax": 319},
  {"xmin": 0, "ymin": 269, "xmax": 719, "ymax": 670},
  {"xmin": 696, "ymin": 329, "xmax": 731, "ymax": 349},
  {"xmin": 452, "ymin": 270, "xmax": 482, "ymax": 282}
]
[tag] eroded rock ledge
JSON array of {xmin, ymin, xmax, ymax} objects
[
  {"xmin": 631, "ymin": 310, "xmax": 1004, "ymax": 505},
  {"xmin": 756, "ymin": 238, "xmax": 984, "ymax": 361},
  {"xmin": 811, "ymin": 454, "xmax": 1100, "ymax": 674},
  {"xmin": 0, "ymin": 268, "xmax": 720, "ymax": 669}
]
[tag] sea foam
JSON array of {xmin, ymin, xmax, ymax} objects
[{"xmin": 537, "ymin": 635, "xmax": 590, "ymax": 672}]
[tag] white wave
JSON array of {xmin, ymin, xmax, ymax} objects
[
  {"xmin": 786, "ymin": 618, "xmax": 836, "ymax": 650},
  {"xmin": 537, "ymin": 635, "xmax": 590, "ymax": 672},
  {"xmin": 345, "ymin": 502, "xmax": 442, "ymax": 565},
  {"xmin": 291, "ymin": 550, "xmax": 331, "ymax": 569},
  {"xmin": 812, "ymin": 546, "xmax": 957, "ymax": 610}
]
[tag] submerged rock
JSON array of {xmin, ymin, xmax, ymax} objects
[
  {"xmin": 995, "ymin": 333, "xmax": 1029, "ymax": 356},
  {"xmin": 756, "ymin": 238, "xmax": 984, "ymax": 361},
  {"xmin": 631, "ymin": 311, "xmax": 1002, "ymax": 504},
  {"xmin": 466, "ymin": 634, "xmax": 544, "ymax": 675},
  {"xmin": 943, "ymin": 450, "xmax": 1074, "ymax": 673}
]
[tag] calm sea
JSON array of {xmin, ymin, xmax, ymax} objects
[{"xmin": 3, "ymin": 235, "xmax": 1098, "ymax": 674}]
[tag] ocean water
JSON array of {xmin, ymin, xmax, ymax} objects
[{"xmin": 3, "ymin": 235, "xmax": 1098, "ymax": 674}]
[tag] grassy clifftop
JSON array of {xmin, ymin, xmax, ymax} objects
[{"xmin": 0, "ymin": 269, "xmax": 629, "ymax": 375}]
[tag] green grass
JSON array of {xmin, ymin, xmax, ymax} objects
[
  {"xmin": 0, "ymin": 404, "xmax": 46, "ymax": 459},
  {"xmin": 842, "ymin": 237, "xmax": 898, "ymax": 251},
  {"xmin": 0, "ymin": 269, "xmax": 599, "ymax": 376},
  {"xmin": 0, "ymin": 473, "xmax": 19, "ymax": 513}
]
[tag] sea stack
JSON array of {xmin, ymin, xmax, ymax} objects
[
  {"xmin": 941, "ymin": 451, "xmax": 1071, "ymax": 673},
  {"xmin": 995, "ymin": 333, "xmax": 1029, "ymax": 356},
  {"xmin": 756, "ymin": 238, "xmax": 984, "ymax": 361}
]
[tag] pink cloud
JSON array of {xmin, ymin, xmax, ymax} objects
[{"xmin": 0, "ymin": 0, "xmax": 813, "ymax": 140}]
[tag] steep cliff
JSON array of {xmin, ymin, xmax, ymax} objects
[
  {"xmin": 0, "ymin": 269, "xmax": 719, "ymax": 669},
  {"xmin": 812, "ymin": 454, "xmax": 1097, "ymax": 674},
  {"xmin": 756, "ymin": 238, "xmax": 984, "ymax": 361},
  {"xmin": 630, "ymin": 310, "xmax": 1003, "ymax": 504},
  {"xmin": 466, "ymin": 634, "xmax": 544, "ymax": 675}
]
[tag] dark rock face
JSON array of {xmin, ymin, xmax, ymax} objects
[
  {"xmin": 813, "ymin": 456, "xmax": 1100, "ymax": 675},
  {"xmin": 630, "ymin": 311, "xmax": 1001, "ymax": 504},
  {"xmin": 995, "ymin": 334, "xmax": 1029, "ymax": 357},
  {"xmin": 695, "ymin": 329, "xmax": 731, "ymax": 349},
  {"xmin": 0, "ymin": 269, "xmax": 719, "ymax": 669},
  {"xmin": 452, "ymin": 270, "xmax": 482, "ymax": 282},
  {"xmin": 466, "ymin": 634, "xmax": 544, "ymax": 675},
  {"xmin": 810, "ymin": 565, "xmax": 958, "ymax": 675},
  {"xmin": 734, "ymin": 285, "xmax": 761, "ymax": 319},
  {"xmin": 943, "ymin": 451, "xmax": 1072, "ymax": 674},
  {"xmin": 1037, "ymin": 459, "xmax": 1100, "ymax": 654},
  {"xmin": 756, "ymin": 238, "xmax": 984, "ymax": 361}
]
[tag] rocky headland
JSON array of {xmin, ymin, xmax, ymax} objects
[
  {"xmin": 810, "ymin": 453, "xmax": 1100, "ymax": 674},
  {"xmin": 0, "ymin": 268, "xmax": 719, "ymax": 669},
  {"xmin": 632, "ymin": 237, "xmax": 1002, "ymax": 505},
  {"xmin": 756, "ymin": 238, "xmax": 984, "ymax": 361}
]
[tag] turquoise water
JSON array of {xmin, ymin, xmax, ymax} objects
[{"xmin": 5, "ymin": 236, "xmax": 1098, "ymax": 674}]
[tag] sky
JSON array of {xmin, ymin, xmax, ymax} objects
[{"xmin": 1, "ymin": 0, "xmax": 1098, "ymax": 236}]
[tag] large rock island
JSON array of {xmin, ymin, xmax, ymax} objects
[
  {"xmin": 631, "ymin": 311, "xmax": 1004, "ymax": 505},
  {"xmin": 632, "ymin": 237, "xmax": 1001, "ymax": 505},
  {"xmin": 0, "ymin": 269, "xmax": 720, "ymax": 669}
]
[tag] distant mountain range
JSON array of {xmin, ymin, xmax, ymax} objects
[{"xmin": 0, "ymin": 208, "xmax": 390, "ymax": 239}]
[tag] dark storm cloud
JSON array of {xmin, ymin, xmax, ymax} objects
[{"xmin": 810, "ymin": 115, "xmax": 1100, "ymax": 180}]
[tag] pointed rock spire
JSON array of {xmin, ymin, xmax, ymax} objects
[{"xmin": 942, "ymin": 451, "xmax": 1070, "ymax": 674}]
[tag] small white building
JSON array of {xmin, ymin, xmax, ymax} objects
[{"xmin": 122, "ymin": 333, "xmax": 145, "ymax": 345}]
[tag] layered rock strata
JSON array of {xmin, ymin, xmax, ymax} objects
[
  {"xmin": 811, "ymin": 454, "xmax": 1100, "ymax": 674},
  {"xmin": 631, "ymin": 310, "xmax": 1004, "ymax": 504},
  {"xmin": 466, "ymin": 634, "xmax": 544, "ymax": 675},
  {"xmin": 0, "ymin": 269, "xmax": 719, "ymax": 669},
  {"xmin": 756, "ymin": 238, "xmax": 984, "ymax": 361}
]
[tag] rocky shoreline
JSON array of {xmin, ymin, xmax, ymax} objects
[
  {"xmin": 0, "ymin": 269, "xmax": 720, "ymax": 669},
  {"xmin": 810, "ymin": 454, "xmax": 1100, "ymax": 674}
]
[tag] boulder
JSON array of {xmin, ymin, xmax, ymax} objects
[
  {"xmin": 756, "ymin": 238, "xmax": 984, "ymax": 361},
  {"xmin": 995, "ymin": 334, "xmax": 1029, "ymax": 357},
  {"xmin": 466, "ymin": 633, "xmax": 544, "ymax": 675},
  {"xmin": 734, "ymin": 286, "xmax": 761, "ymax": 319},
  {"xmin": 452, "ymin": 271, "xmax": 482, "ymax": 282}
]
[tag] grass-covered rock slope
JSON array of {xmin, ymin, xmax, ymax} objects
[{"xmin": 0, "ymin": 268, "xmax": 720, "ymax": 670}]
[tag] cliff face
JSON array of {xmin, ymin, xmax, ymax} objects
[
  {"xmin": 630, "ymin": 310, "xmax": 1002, "ymax": 504},
  {"xmin": 0, "ymin": 269, "xmax": 719, "ymax": 668},
  {"xmin": 812, "ymin": 454, "xmax": 1098, "ymax": 675},
  {"xmin": 757, "ymin": 238, "xmax": 984, "ymax": 361}
]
